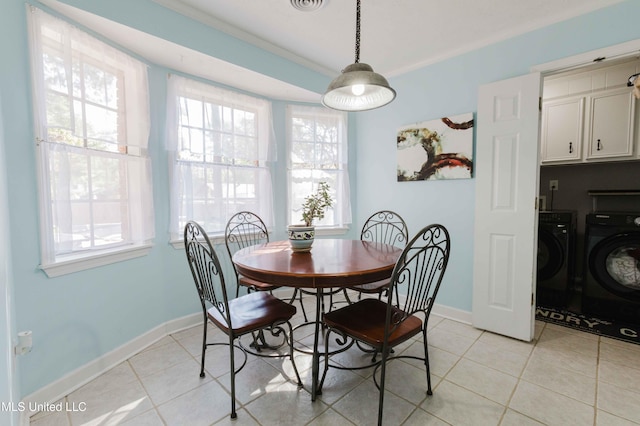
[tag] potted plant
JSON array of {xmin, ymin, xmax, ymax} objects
[{"xmin": 288, "ymin": 181, "xmax": 333, "ymax": 252}]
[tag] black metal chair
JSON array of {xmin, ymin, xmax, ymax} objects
[
  {"xmin": 224, "ymin": 211, "xmax": 307, "ymax": 321},
  {"xmin": 319, "ymin": 224, "xmax": 451, "ymax": 426},
  {"xmin": 349, "ymin": 210, "xmax": 409, "ymax": 300},
  {"xmin": 184, "ymin": 221, "xmax": 302, "ymax": 420},
  {"xmin": 224, "ymin": 211, "xmax": 279, "ymax": 297}
]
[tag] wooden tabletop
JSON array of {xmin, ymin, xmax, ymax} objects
[{"xmin": 232, "ymin": 239, "xmax": 402, "ymax": 289}]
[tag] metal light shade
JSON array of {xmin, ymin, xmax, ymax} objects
[
  {"xmin": 321, "ymin": 0, "xmax": 395, "ymax": 112},
  {"xmin": 322, "ymin": 63, "xmax": 396, "ymax": 111}
]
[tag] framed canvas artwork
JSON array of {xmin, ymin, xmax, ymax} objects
[{"xmin": 397, "ymin": 113, "xmax": 474, "ymax": 181}]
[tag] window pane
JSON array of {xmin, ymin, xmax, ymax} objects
[
  {"xmin": 65, "ymin": 201, "xmax": 90, "ymax": 250},
  {"xmin": 234, "ymin": 135, "xmax": 257, "ymax": 165},
  {"xmin": 67, "ymin": 151, "xmax": 90, "ymax": 201},
  {"xmin": 83, "ymin": 63, "xmax": 117, "ymax": 108},
  {"xmin": 93, "ymin": 201, "xmax": 125, "ymax": 246},
  {"xmin": 72, "ymin": 99, "xmax": 85, "ymax": 143},
  {"xmin": 222, "ymin": 106, "xmax": 233, "ymax": 133},
  {"xmin": 292, "ymin": 117, "xmax": 314, "ymax": 141},
  {"xmin": 91, "ymin": 156, "xmax": 121, "ymax": 200},
  {"xmin": 85, "ymin": 103, "xmax": 118, "ymax": 146},
  {"xmin": 206, "ymin": 103, "xmax": 233, "ymax": 132},
  {"xmin": 234, "ymin": 109, "xmax": 256, "ymax": 136},
  {"xmin": 46, "ymin": 91, "xmax": 72, "ymax": 130},
  {"xmin": 180, "ymin": 127, "xmax": 204, "ymax": 160},
  {"xmin": 318, "ymin": 142, "xmax": 338, "ymax": 169},
  {"xmin": 181, "ymin": 97, "xmax": 203, "ymax": 128},
  {"xmin": 291, "ymin": 140, "xmax": 315, "ymax": 167},
  {"xmin": 43, "ymin": 52, "xmax": 68, "ymax": 93},
  {"xmin": 288, "ymin": 106, "xmax": 348, "ymax": 227}
]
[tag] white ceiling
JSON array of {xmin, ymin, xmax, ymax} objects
[
  {"xmin": 43, "ymin": 0, "xmax": 625, "ymax": 103},
  {"xmin": 156, "ymin": 0, "xmax": 624, "ymax": 76}
]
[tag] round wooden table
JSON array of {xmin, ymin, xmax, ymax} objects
[{"xmin": 232, "ymin": 238, "xmax": 402, "ymax": 400}]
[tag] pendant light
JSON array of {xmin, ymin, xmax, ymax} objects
[{"xmin": 322, "ymin": 0, "xmax": 396, "ymax": 111}]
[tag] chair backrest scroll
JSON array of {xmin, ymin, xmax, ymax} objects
[
  {"xmin": 361, "ymin": 210, "xmax": 409, "ymax": 248},
  {"xmin": 185, "ymin": 221, "xmax": 231, "ymax": 326},
  {"xmin": 388, "ymin": 223, "xmax": 451, "ymax": 328}
]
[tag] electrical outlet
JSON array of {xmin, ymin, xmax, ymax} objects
[
  {"xmin": 549, "ymin": 180, "xmax": 558, "ymax": 191},
  {"xmin": 539, "ymin": 195, "xmax": 547, "ymax": 210}
]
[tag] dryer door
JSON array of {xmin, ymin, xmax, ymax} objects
[
  {"xmin": 538, "ymin": 228, "xmax": 565, "ymax": 281},
  {"xmin": 589, "ymin": 232, "xmax": 640, "ymax": 301}
]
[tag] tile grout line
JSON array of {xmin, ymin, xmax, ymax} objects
[{"xmin": 500, "ymin": 321, "xmax": 547, "ymax": 425}]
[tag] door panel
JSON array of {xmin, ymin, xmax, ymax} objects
[{"xmin": 473, "ymin": 73, "xmax": 542, "ymax": 341}]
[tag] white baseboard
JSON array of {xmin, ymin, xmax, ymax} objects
[
  {"xmin": 20, "ymin": 312, "xmax": 201, "ymax": 424},
  {"xmin": 431, "ymin": 302, "xmax": 472, "ymax": 325}
]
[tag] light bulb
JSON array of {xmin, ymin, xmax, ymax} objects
[{"xmin": 351, "ymin": 84, "xmax": 365, "ymax": 96}]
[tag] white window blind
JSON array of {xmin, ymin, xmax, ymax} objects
[
  {"xmin": 166, "ymin": 75, "xmax": 275, "ymax": 240},
  {"xmin": 28, "ymin": 7, "xmax": 154, "ymax": 276},
  {"xmin": 286, "ymin": 105, "xmax": 351, "ymax": 228}
]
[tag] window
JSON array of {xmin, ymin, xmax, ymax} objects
[
  {"xmin": 28, "ymin": 8, "xmax": 154, "ymax": 277},
  {"xmin": 166, "ymin": 76, "xmax": 275, "ymax": 240},
  {"xmin": 287, "ymin": 105, "xmax": 351, "ymax": 229}
]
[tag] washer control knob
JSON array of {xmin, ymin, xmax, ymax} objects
[{"xmin": 635, "ymin": 217, "xmax": 640, "ymax": 226}]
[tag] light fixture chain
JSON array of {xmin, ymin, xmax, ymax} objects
[{"xmin": 354, "ymin": 0, "xmax": 361, "ymax": 63}]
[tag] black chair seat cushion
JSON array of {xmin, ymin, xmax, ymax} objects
[
  {"xmin": 323, "ymin": 298, "xmax": 422, "ymax": 348},
  {"xmin": 238, "ymin": 275, "xmax": 279, "ymax": 291},
  {"xmin": 208, "ymin": 291, "xmax": 296, "ymax": 336}
]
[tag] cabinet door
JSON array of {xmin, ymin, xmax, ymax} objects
[
  {"xmin": 587, "ymin": 88, "xmax": 635, "ymax": 160},
  {"xmin": 541, "ymin": 97, "xmax": 584, "ymax": 163}
]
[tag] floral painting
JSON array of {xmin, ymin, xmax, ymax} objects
[{"xmin": 397, "ymin": 113, "xmax": 474, "ymax": 181}]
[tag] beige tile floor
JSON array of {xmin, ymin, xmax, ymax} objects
[{"xmin": 30, "ymin": 293, "xmax": 640, "ymax": 425}]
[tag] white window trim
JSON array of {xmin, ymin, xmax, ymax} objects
[{"xmin": 40, "ymin": 243, "xmax": 153, "ymax": 278}]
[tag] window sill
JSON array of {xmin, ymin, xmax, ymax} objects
[
  {"xmin": 40, "ymin": 244, "xmax": 153, "ymax": 278},
  {"xmin": 170, "ymin": 233, "xmax": 225, "ymax": 250},
  {"xmin": 169, "ymin": 227, "xmax": 350, "ymax": 249},
  {"xmin": 314, "ymin": 226, "xmax": 350, "ymax": 236}
]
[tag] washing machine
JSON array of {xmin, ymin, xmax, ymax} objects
[
  {"xmin": 537, "ymin": 211, "xmax": 576, "ymax": 308},
  {"xmin": 582, "ymin": 212, "xmax": 640, "ymax": 324}
]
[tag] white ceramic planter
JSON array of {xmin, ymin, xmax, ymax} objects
[{"xmin": 287, "ymin": 225, "xmax": 315, "ymax": 252}]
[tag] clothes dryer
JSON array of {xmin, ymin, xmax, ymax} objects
[
  {"xmin": 582, "ymin": 212, "xmax": 640, "ymax": 324},
  {"xmin": 537, "ymin": 211, "xmax": 576, "ymax": 308}
]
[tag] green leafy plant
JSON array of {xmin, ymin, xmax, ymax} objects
[{"xmin": 301, "ymin": 181, "xmax": 333, "ymax": 226}]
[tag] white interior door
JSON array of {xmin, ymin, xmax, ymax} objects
[{"xmin": 472, "ymin": 72, "xmax": 542, "ymax": 341}]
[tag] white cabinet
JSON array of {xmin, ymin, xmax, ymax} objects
[
  {"xmin": 541, "ymin": 88, "xmax": 637, "ymax": 164},
  {"xmin": 585, "ymin": 87, "xmax": 635, "ymax": 160},
  {"xmin": 541, "ymin": 96, "xmax": 584, "ymax": 163},
  {"xmin": 540, "ymin": 59, "xmax": 640, "ymax": 165}
]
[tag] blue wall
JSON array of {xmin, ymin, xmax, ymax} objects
[
  {"xmin": 2, "ymin": 0, "xmax": 640, "ymax": 399},
  {"xmin": 355, "ymin": 0, "xmax": 640, "ymax": 313}
]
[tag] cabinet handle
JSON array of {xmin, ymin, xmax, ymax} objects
[
  {"xmin": 597, "ymin": 139, "xmax": 602, "ymax": 151},
  {"xmin": 569, "ymin": 142, "xmax": 573, "ymax": 154}
]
